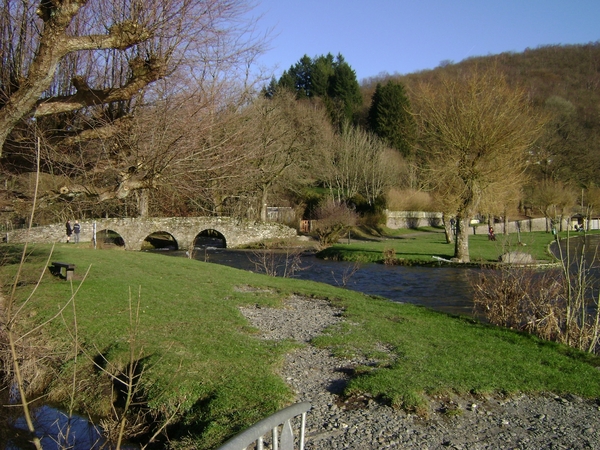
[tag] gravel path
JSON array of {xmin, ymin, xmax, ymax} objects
[{"xmin": 239, "ymin": 295, "xmax": 600, "ymax": 449}]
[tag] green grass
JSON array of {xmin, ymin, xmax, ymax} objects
[
  {"xmin": 318, "ymin": 228, "xmax": 592, "ymax": 264},
  {"xmin": 313, "ymin": 296, "xmax": 600, "ymax": 412},
  {"xmin": 2, "ymin": 242, "xmax": 600, "ymax": 448}
]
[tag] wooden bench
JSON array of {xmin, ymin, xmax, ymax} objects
[{"xmin": 50, "ymin": 262, "xmax": 75, "ymax": 281}]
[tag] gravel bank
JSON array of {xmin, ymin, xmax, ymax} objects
[{"xmin": 239, "ymin": 295, "xmax": 600, "ymax": 449}]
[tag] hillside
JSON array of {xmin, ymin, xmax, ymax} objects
[{"xmin": 361, "ymin": 42, "xmax": 600, "ymax": 189}]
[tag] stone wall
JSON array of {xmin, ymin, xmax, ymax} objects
[
  {"xmin": 5, "ymin": 217, "xmax": 297, "ymax": 251},
  {"xmin": 385, "ymin": 211, "xmax": 574, "ymax": 235},
  {"xmin": 385, "ymin": 211, "xmax": 444, "ymax": 229}
]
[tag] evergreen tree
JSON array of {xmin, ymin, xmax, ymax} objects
[
  {"xmin": 367, "ymin": 80, "xmax": 415, "ymax": 157},
  {"xmin": 262, "ymin": 77, "xmax": 279, "ymax": 98},
  {"xmin": 328, "ymin": 54, "xmax": 363, "ymax": 126},
  {"xmin": 277, "ymin": 70, "xmax": 296, "ymax": 93},
  {"xmin": 311, "ymin": 53, "xmax": 335, "ymax": 98},
  {"xmin": 273, "ymin": 53, "xmax": 362, "ymax": 126},
  {"xmin": 281, "ymin": 54, "xmax": 314, "ymax": 99}
]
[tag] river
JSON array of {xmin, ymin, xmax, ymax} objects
[
  {"xmin": 172, "ymin": 248, "xmax": 478, "ymax": 317},
  {"xmin": 174, "ymin": 234, "xmax": 600, "ymax": 317}
]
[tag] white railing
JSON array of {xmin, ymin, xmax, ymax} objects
[{"xmin": 217, "ymin": 402, "xmax": 310, "ymax": 450}]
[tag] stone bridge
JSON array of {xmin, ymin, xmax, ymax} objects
[{"xmin": 6, "ymin": 217, "xmax": 297, "ymax": 251}]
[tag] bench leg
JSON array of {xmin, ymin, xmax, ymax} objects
[{"xmin": 65, "ymin": 269, "xmax": 74, "ymax": 281}]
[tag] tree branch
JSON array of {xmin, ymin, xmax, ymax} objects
[{"xmin": 34, "ymin": 56, "xmax": 166, "ymax": 117}]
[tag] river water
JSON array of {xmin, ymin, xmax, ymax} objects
[
  {"xmin": 176, "ymin": 234, "xmax": 600, "ymax": 317},
  {"xmin": 176, "ymin": 249, "xmax": 478, "ymax": 317}
]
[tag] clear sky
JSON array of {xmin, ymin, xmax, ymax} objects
[{"xmin": 251, "ymin": 0, "xmax": 600, "ymax": 82}]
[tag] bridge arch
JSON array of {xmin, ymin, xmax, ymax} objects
[
  {"xmin": 96, "ymin": 229, "xmax": 125, "ymax": 248},
  {"xmin": 142, "ymin": 231, "xmax": 179, "ymax": 250},
  {"xmin": 193, "ymin": 229, "xmax": 227, "ymax": 248}
]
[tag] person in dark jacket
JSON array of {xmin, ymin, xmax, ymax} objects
[{"xmin": 66, "ymin": 220, "xmax": 73, "ymax": 243}]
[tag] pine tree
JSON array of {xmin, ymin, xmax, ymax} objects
[
  {"xmin": 367, "ymin": 80, "xmax": 415, "ymax": 157},
  {"xmin": 273, "ymin": 53, "xmax": 362, "ymax": 126},
  {"xmin": 328, "ymin": 54, "xmax": 363, "ymax": 126}
]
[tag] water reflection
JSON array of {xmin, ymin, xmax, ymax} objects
[
  {"xmin": 7, "ymin": 406, "xmax": 105, "ymax": 450},
  {"xmin": 551, "ymin": 234, "xmax": 600, "ymax": 269}
]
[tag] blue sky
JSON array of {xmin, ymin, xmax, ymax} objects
[{"xmin": 251, "ymin": 0, "xmax": 600, "ymax": 82}]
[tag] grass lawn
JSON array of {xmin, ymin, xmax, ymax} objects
[
  {"xmin": 317, "ymin": 227, "xmax": 596, "ymax": 264},
  {"xmin": 1, "ymin": 241, "xmax": 600, "ymax": 448}
]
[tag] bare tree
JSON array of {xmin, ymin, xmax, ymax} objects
[
  {"xmin": 246, "ymin": 92, "xmax": 331, "ymax": 221},
  {"xmin": 413, "ymin": 67, "xmax": 546, "ymax": 262},
  {"xmin": 526, "ymin": 180, "xmax": 576, "ymax": 232},
  {"xmin": 0, "ymin": 0, "xmax": 264, "ymax": 148},
  {"xmin": 0, "ymin": 0, "xmax": 268, "ymax": 219},
  {"xmin": 319, "ymin": 122, "xmax": 400, "ymax": 206},
  {"xmin": 313, "ymin": 198, "xmax": 358, "ymax": 248}
]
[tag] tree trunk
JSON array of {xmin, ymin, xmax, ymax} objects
[
  {"xmin": 442, "ymin": 212, "xmax": 454, "ymax": 244},
  {"xmin": 260, "ymin": 185, "xmax": 269, "ymax": 222},
  {"xmin": 454, "ymin": 213, "xmax": 470, "ymax": 263},
  {"xmin": 137, "ymin": 189, "xmax": 149, "ymax": 218}
]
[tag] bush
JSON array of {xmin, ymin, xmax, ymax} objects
[
  {"xmin": 313, "ymin": 199, "xmax": 358, "ymax": 248},
  {"xmin": 471, "ymin": 253, "xmax": 600, "ymax": 355},
  {"xmin": 386, "ymin": 188, "xmax": 433, "ymax": 211}
]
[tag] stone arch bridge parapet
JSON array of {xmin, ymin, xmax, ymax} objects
[{"xmin": 5, "ymin": 217, "xmax": 297, "ymax": 251}]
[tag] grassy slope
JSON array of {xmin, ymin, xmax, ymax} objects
[{"xmin": 2, "ymin": 241, "xmax": 600, "ymax": 448}]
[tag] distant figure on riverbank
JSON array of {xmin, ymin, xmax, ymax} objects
[
  {"xmin": 66, "ymin": 220, "xmax": 72, "ymax": 243},
  {"xmin": 73, "ymin": 220, "xmax": 81, "ymax": 243},
  {"xmin": 488, "ymin": 226, "xmax": 496, "ymax": 241}
]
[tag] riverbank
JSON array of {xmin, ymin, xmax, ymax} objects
[
  {"xmin": 242, "ymin": 295, "xmax": 600, "ymax": 449},
  {"xmin": 1, "ymin": 243, "xmax": 600, "ymax": 448},
  {"xmin": 315, "ymin": 227, "xmax": 588, "ymax": 265}
]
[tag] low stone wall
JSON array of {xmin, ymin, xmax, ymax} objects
[
  {"xmin": 385, "ymin": 211, "xmax": 572, "ymax": 235},
  {"xmin": 470, "ymin": 217, "xmax": 573, "ymax": 235},
  {"xmin": 5, "ymin": 217, "xmax": 297, "ymax": 251},
  {"xmin": 385, "ymin": 211, "xmax": 444, "ymax": 229}
]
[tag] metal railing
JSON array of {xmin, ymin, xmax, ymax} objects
[{"xmin": 217, "ymin": 402, "xmax": 310, "ymax": 450}]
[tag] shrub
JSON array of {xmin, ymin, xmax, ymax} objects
[
  {"xmin": 313, "ymin": 199, "xmax": 358, "ymax": 248},
  {"xmin": 471, "ymin": 235, "xmax": 600, "ymax": 355}
]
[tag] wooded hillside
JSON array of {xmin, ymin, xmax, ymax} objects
[{"xmin": 361, "ymin": 42, "xmax": 600, "ymax": 190}]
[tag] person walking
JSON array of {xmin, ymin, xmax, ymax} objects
[
  {"xmin": 73, "ymin": 220, "xmax": 81, "ymax": 243},
  {"xmin": 66, "ymin": 220, "xmax": 73, "ymax": 243}
]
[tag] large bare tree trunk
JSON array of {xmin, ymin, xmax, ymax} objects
[
  {"xmin": 137, "ymin": 189, "xmax": 149, "ymax": 218},
  {"xmin": 0, "ymin": 1, "xmax": 161, "ymax": 154}
]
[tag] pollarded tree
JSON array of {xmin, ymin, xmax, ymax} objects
[
  {"xmin": 526, "ymin": 180, "xmax": 576, "ymax": 232},
  {"xmin": 0, "ymin": 0, "xmax": 267, "ymax": 220},
  {"xmin": 414, "ymin": 67, "xmax": 546, "ymax": 262},
  {"xmin": 367, "ymin": 80, "xmax": 415, "ymax": 157},
  {"xmin": 0, "ymin": 0, "xmax": 261, "ymax": 155}
]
